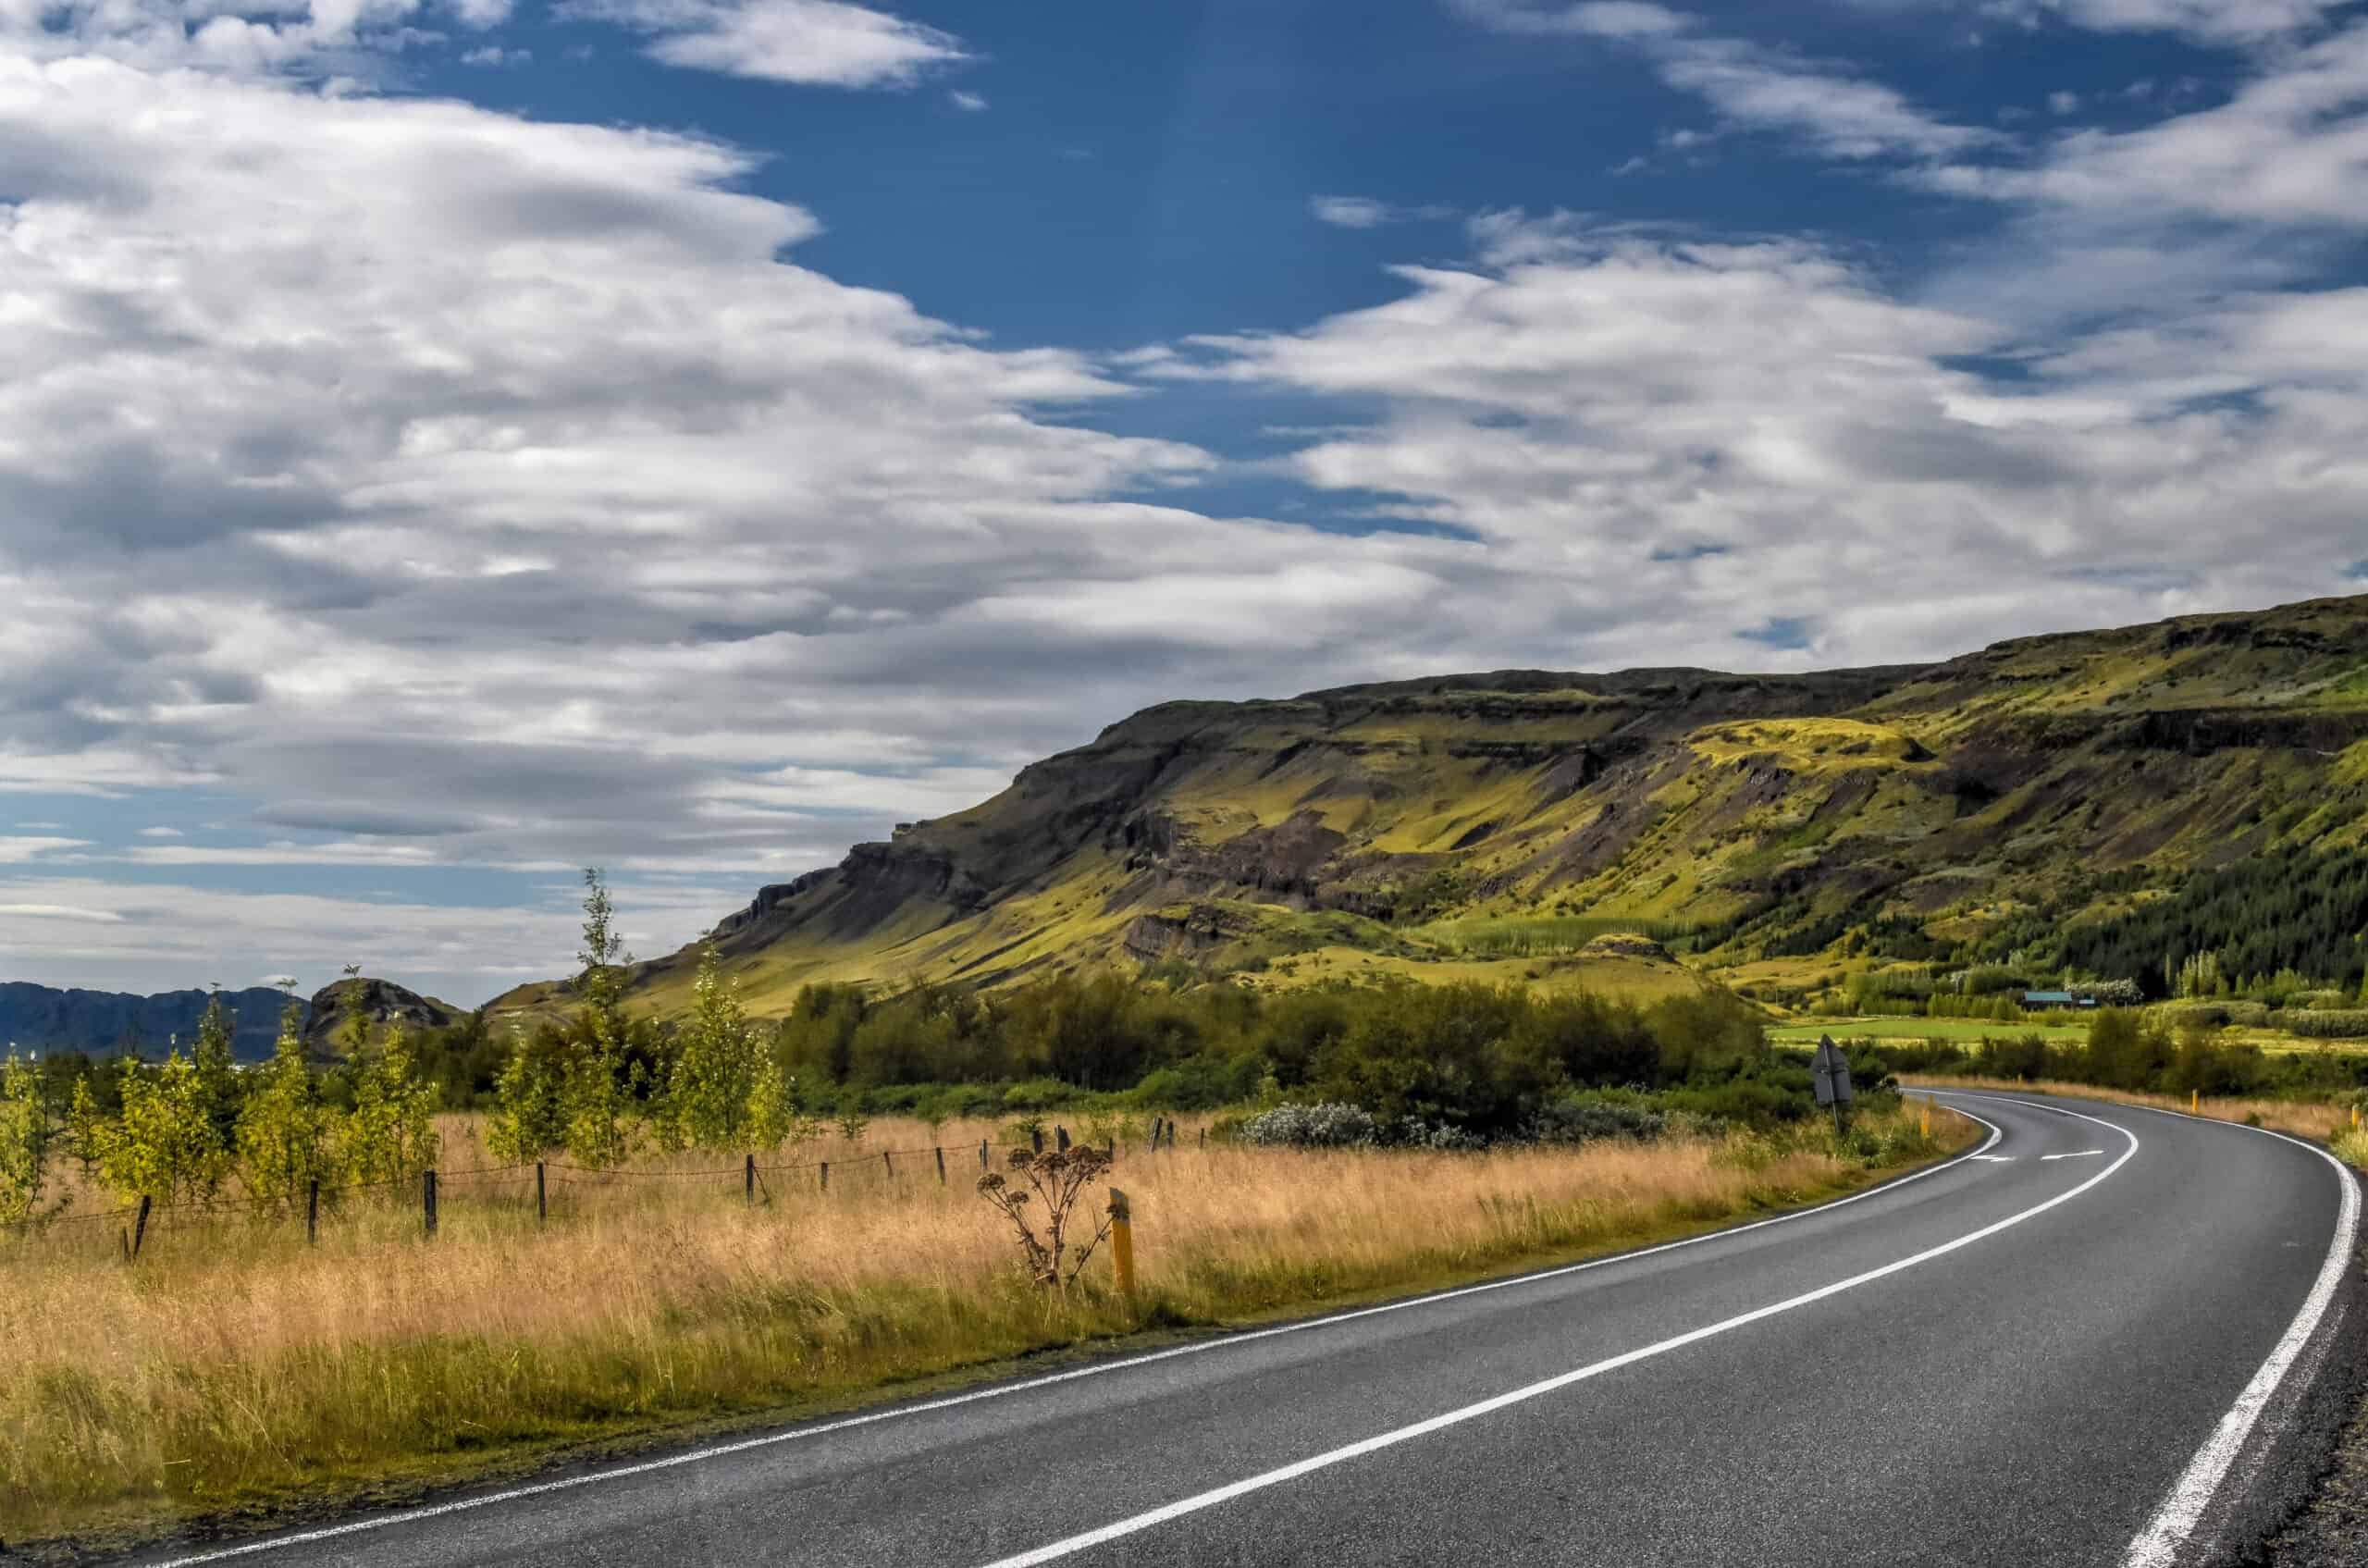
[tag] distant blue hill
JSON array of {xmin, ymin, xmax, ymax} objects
[{"xmin": 0, "ymin": 982, "xmax": 295, "ymax": 1062}]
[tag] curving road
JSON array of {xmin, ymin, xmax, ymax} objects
[{"xmin": 130, "ymin": 1093, "xmax": 2363, "ymax": 1568}]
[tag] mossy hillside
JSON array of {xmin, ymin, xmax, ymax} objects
[{"xmin": 488, "ymin": 595, "xmax": 2368, "ymax": 1025}]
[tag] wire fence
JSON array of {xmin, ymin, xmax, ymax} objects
[{"xmin": 1, "ymin": 1117, "xmax": 1200, "ymax": 1253}]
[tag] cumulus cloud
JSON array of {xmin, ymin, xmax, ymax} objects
[
  {"xmin": 5, "ymin": 0, "xmax": 505, "ymax": 73},
  {"xmin": 12, "ymin": 1, "xmax": 2368, "ymax": 1002},
  {"xmin": 1161, "ymin": 209, "xmax": 2368, "ymax": 682},
  {"xmin": 1461, "ymin": 1, "xmax": 1996, "ymax": 159},
  {"xmin": 572, "ymin": 0, "xmax": 967, "ymax": 87}
]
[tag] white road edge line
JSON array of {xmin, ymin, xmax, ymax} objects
[
  {"xmin": 143, "ymin": 1108, "xmax": 2005, "ymax": 1567},
  {"xmin": 1937, "ymin": 1090, "xmax": 2364, "ymax": 1568},
  {"xmin": 972, "ymin": 1103, "xmax": 2128, "ymax": 1568},
  {"xmin": 2106, "ymin": 1103, "xmax": 2362, "ymax": 1568},
  {"xmin": 2041, "ymin": 1149, "xmax": 2105, "ymax": 1160}
]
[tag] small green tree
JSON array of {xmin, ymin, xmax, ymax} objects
[
  {"xmin": 0, "ymin": 1049, "xmax": 56, "ymax": 1225},
  {"xmin": 746, "ymin": 1051, "xmax": 820, "ymax": 1154},
  {"xmin": 486, "ymin": 1025, "xmax": 569, "ymax": 1165},
  {"xmin": 96, "ymin": 1053, "xmax": 232, "ymax": 1204},
  {"xmin": 666, "ymin": 945, "xmax": 762, "ymax": 1151},
  {"xmin": 561, "ymin": 869, "xmax": 638, "ymax": 1168},
  {"xmin": 236, "ymin": 1003, "xmax": 341, "ymax": 1212},
  {"xmin": 67, "ymin": 1076, "xmax": 105, "ymax": 1177},
  {"xmin": 190, "ymin": 988, "xmax": 244, "ymax": 1151},
  {"xmin": 339, "ymin": 1021, "xmax": 441, "ymax": 1186}
]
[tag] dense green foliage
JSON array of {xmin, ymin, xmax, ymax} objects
[
  {"xmin": 2054, "ymin": 850, "xmax": 2368, "ymax": 997},
  {"xmin": 1868, "ymin": 1009, "xmax": 2368, "ymax": 1099}
]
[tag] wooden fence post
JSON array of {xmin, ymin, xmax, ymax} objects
[
  {"xmin": 536, "ymin": 1162, "xmax": 547, "ymax": 1225},
  {"xmin": 1030, "ymin": 1128, "xmax": 1043, "ymax": 1154},
  {"xmin": 1199, "ymin": 1127, "xmax": 1206, "ymax": 1149},
  {"xmin": 935, "ymin": 1146, "xmax": 946, "ymax": 1184},
  {"xmin": 820, "ymin": 1161, "xmax": 829, "ymax": 1191},
  {"xmin": 882, "ymin": 1149, "xmax": 893, "ymax": 1179},
  {"xmin": 424, "ymin": 1168, "xmax": 438, "ymax": 1238},
  {"xmin": 1054, "ymin": 1125, "xmax": 1069, "ymax": 1153},
  {"xmin": 130, "ymin": 1194, "xmax": 152, "ymax": 1260},
  {"xmin": 979, "ymin": 1139, "xmax": 989, "ymax": 1169},
  {"xmin": 306, "ymin": 1179, "xmax": 319, "ymax": 1245},
  {"xmin": 746, "ymin": 1153, "xmax": 756, "ymax": 1205}
]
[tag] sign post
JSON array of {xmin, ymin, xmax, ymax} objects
[{"xmin": 1812, "ymin": 1034, "xmax": 1855, "ymax": 1137}]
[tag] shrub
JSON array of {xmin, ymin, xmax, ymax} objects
[
  {"xmin": 1237, "ymin": 1102, "xmax": 1378, "ymax": 1148},
  {"xmin": 1525, "ymin": 1094, "xmax": 1671, "ymax": 1144},
  {"xmin": 2288, "ymin": 1010, "xmax": 2368, "ymax": 1040}
]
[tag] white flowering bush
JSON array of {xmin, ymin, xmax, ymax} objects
[{"xmin": 1237, "ymin": 1102, "xmax": 1378, "ymax": 1148}]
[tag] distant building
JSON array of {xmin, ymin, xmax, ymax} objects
[{"xmin": 2020, "ymin": 990, "xmax": 2098, "ymax": 1011}]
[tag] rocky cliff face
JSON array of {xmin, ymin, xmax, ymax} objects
[
  {"xmin": 303, "ymin": 978, "xmax": 465, "ymax": 1056},
  {"xmin": 571, "ymin": 593, "xmax": 2368, "ymax": 1016}
]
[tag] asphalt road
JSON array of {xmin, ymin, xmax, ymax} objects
[{"xmin": 130, "ymin": 1092, "xmax": 2364, "ymax": 1568}]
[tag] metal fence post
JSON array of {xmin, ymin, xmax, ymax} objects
[
  {"xmin": 306, "ymin": 1179, "xmax": 319, "ymax": 1244},
  {"xmin": 130, "ymin": 1193, "xmax": 152, "ymax": 1260},
  {"xmin": 424, "ymin": 1168, "xmax": 438, "ymax": 1237},
  {"xmin": 746, "ymin": 1153, "xmax": 756, "ymax": 1205},
  {"xmin": 536, "ymin": 1161, "xmax": 547, "ymax": 1225}
]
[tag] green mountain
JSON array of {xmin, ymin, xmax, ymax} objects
[{"xmin": 523, "ymin": 593, "xmax": 2368, "ymax": 1019}]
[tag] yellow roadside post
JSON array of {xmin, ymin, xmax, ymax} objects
[
  {"xmin": 2353, "ymin": 1105, "xmax": 2361, "ymax": 1130},
  {"xmin": 1920, "ymin": 1095, "xmax": 1931, "ymax": 1139},
  {"xmin": 1108, "ymin": 1187, "xmax": 1136, "ymax": 1299},
  {"xmin": 2191, "ymin": 1090, "xmax": 2199, "ymax": 1114}
]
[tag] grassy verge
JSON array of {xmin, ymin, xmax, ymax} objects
[{"xmin": 2, "ymin": 1104, "xmax": 1974, "ymax": 1552}]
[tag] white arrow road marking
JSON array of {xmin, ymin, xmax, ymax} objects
[
  {"xmin": 2041, "ymin": 1149, "xmax": 2104, "ymax": 1161},
  {"xmin": 1969, "ymin": 1154, "xmax": 2016, "ymax": 1163}
]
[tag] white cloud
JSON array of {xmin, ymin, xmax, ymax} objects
[
  {"xmin": 135, "ymin": 826, "xmax": 184, "ymax": 837},
  {"xmin": 4, "ymin": 0, "xmax": 507, "ymax": 73},
  {"xmin": 1462, "ymin": 2, "xmax": 1996, "ymax": 159},
  {"xmin": 1932, "ymin": 22, "xmax": 2368, "ymax": 231},
  {"xmin": 1313, "ymin": 196, "xmax": 1392, "ymax": 228},
  {"xmin": 947, "ymin": 88, "xmax": 986, "ymax": 110},
  {"xmin": 0, "ymin": 836, "xmax": 90, "ymax": 863},
  {"xmin": 1165, "ymin": 211, "xmax": 2368, "ymax": 687},
  {"xmin": 1981, "ymin": 1, "xmax": 2350, "ymax": 46},
  {"xmin": 573, "ymin": 0, "xmax": 966, "ymax": 87}
]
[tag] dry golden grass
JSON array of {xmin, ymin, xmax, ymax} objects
[
  {"xmin": 1898, "ymin": 1074, "xmax": 2365, "ymax": 1146},
  {"xmin": 2, "ymin": 1105, "xmax": 1968, "ymax": 1548}
]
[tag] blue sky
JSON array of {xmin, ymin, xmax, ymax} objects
[{"xmin": 4, "ymin": 0, "xmax": 2367, "ymax": 1004}]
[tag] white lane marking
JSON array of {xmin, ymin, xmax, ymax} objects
[
  {"xmin": 1970, "ymin": 1154, "xmax": 2016, "ymax": 1163},
  {"xmin": 143, "ymin": 1112, "xmax": 2005, "ymax": 1567},
  {"xmin": 974, "ymin": 1107, "xmax": 2130, "ymax": 1568},
  {"xmin": 2041, "ymin": 1149, "xmax": 2104, "ymax": 1161},
  {"xmin": 2114, "ymin": 1109, "xmax": 2362, "ymax": 1568}
]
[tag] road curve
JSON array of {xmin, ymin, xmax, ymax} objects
[{"xmin": 124, "ymin": 1093, "xmax": 2363, "ymax": 1568}]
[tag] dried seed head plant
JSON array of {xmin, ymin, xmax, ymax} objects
[{"xmin": 977, "ymin": 1145, "xmax": 1115, "ymax": 1288}]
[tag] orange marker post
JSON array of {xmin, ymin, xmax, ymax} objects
[{"xmin": 1107, "ymin": 1187, "xmax": 1136, "ymax": 1299}]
